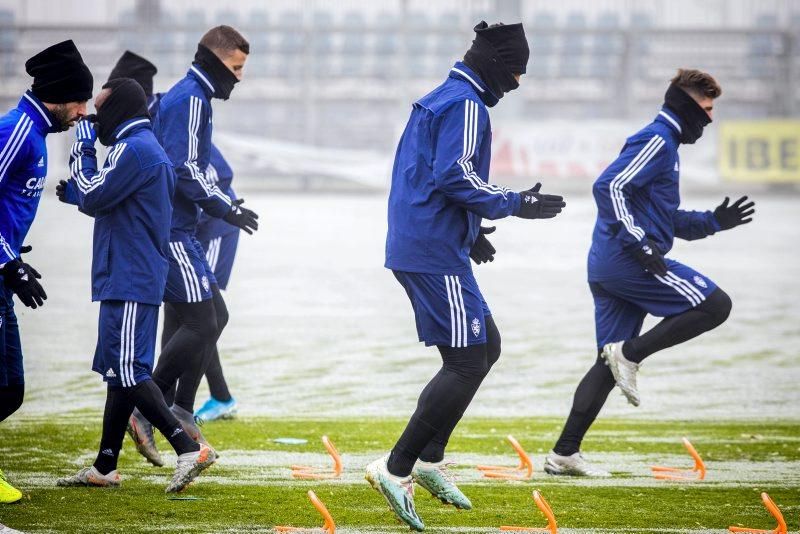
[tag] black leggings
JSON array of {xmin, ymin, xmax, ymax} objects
[
  {"xmin": 553, "ymin": 288, "xmax": 732, "ymax": 456},
  {"xmin": 387, "ymin": 316, "xmax": 501, "ymax": 477},
  {"xmin": 0, "ymin": 384, "xmax": 24, "ymax": 423},
  {"xmin": 152, "ymin": 285, "xmax": 228, "ymax": 412}
]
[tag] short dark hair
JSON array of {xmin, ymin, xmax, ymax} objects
[
  {"xmin": 199, "ymin": 25, "xmax": 249, "ymax": 56},
  {"xmin": 671, "ymin": 68, "xmax": 722, "ymax": 99}
]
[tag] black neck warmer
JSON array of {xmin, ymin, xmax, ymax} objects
[
  {"xmin": 462, "ymin": 21, "xmax": 529, "ymax": 107},
  {"xmin": 663, "ymin": 84, "xmax": 711, "ymax": 144},
  {"xmin": 96, "ymin": 78, "xmax": 149, "ymax": 146},
  {"xmin": 193, "ymin": 44, "xmax": 239, "ymax": 100}
]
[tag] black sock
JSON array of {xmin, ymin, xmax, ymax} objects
[
  {"xmin": 94, "ymin": 386, "xmax": 134, "ymax": 475},
  {"xmin": 174, "ymin": 286, "xmax": 228, "ymax": 412},
  {"xmin": 127, "ymin": 379, "xmax": 198, "ymax": 455},
  {"xmin": 0, "ymin": 384, "xmax": 24, "ymax": 422},
  {"xmin": 624, "ymin": 288, "xmax": 732, "ymax": 364},
  {"xmin": 205, "ymin": 347, "xmax": 232, "ymax": 402},
  {"xmin": 419, "ymin": 317, "xmax": 502, "ymax": 463},
  {"xmin": 553, "ymin": 352, "xmax": 616, "ymax": 457},
  {"xmin": 387, "ymin": 343, "xmax": 490, "ymax": 477}
]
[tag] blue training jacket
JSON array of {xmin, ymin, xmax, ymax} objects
[
  {"xmin": 588, "ymin": 107, "xmax": 720, "ymax": 281},
  {"xmin": 63, "ymin": 117, "xmax": 176, "ymax": 305},
  {"xmin": 197, "ymin": 143, "xmax": 238, "ymax": 238},
  {"xmin": 385, "ymin": 62, "xmax": 522, "ymax": 275},
  {"xmin": 0, "ymin": 91, "xmax": 61, "ymax": 266},
  {"xmin": 153, "ymin": 66, "xmax": 232, "ymax": 236}
]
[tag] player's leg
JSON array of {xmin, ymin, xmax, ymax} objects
[
  {"xmin": 173, "ymin": 283, "xmax": 227, "ymax": 416},
  {"xmin": 197, "ymin": 231, "xmax": 239, "ymax": 422},
  {"xmin": 623, "ymin": 267, "xmax": 731, "ymax": 362},
  {"xmin": 546, "ymin": 283, "xmax": 645, "ymax": 477},
  {"xmin": 0, "ymin": 303, "xmax": 24, "ymax": 503},
  {"xmin": 367, "ymin": 273, "xmax": 489, "ymax": 529},
  {"xmin": 600, "ymin": 262, "xmax": 729, "ymax": 404}
]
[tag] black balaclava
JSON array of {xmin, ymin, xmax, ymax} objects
[
  {"xmin": 193, "ymin": 44, "xmax": 239, "ymax": 100},
  {"xmin": 96, "ymin": 78, "xmax": 150, "ymax": 146},
  {"xmin": 462, "ymin": 21, "xmax": 529, "ymax": 106},
  {"xmin": 663, "ymin": 84, "xmax": 712, "ymax": 144},
  {"xmin": 25, "ymin": 40, "xmax": 93, "ymax": 104},
  {"xmin": 108, "ymin": 51, "xmax": 157, "ymax": 98}
]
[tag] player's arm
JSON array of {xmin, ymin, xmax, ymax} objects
[
  {"xmin": 432, "ymin": 100, "xmax": 521, "ymax": 220},
  {"xmin": 0, "ymin": 120, "xmax": 32, "ymax": 264},
  {"xmin": 597, "ymin": 134, "xmax": 670, "ymax": 274},
  {"xmin": 164, "ymin": 99, "xmax": 257, "ymax": 233},
  {"xmin": 64, "ymin": 119, "xmax": 144, "ymax": 214},
  {"xmin": 672, "ymin": 208, "xmax": 719, "ymax": 241}
]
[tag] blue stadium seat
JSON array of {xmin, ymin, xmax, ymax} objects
[
  {"xmin": 216, "ymin": 10, "xmax": 239, "ymax": 26},
  {"xmin": 312, "ymin": 10, "xmax": 335, "ymax": 78},
  {"xmin": 247, "ymin": 10, "xmax": 270, "ymax": 76},
  {"xmin": 560, "ymin": 12, "xmax": 586, "ymax": 77},
  {"xmin": 435, "ymin": 11, "xmax": 463, "ymax": 62},
  {"xmin": 276, "ymin": 11, "xmax": 305, "ymax": 79},
  {"xmin": 341, "ymin": 11, "xmax": 366, "ymax": 77},
  {"xmin": 0, "ymin": 9, "xmax": 14, "ymax": 77},
  {"xmin": 748, "ymin": 14, "xmax": 779, "ymax": 78}
]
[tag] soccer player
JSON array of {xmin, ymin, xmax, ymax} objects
[
  {"xmin": 366, "ymin": 22, "xmax": 566, "ymax": 531},
  {"xmin": 106, "ymin": 53, "xmax": 240, "ymax": 469},
  {"xmin": 0, "ymin": 40, "xmax": 91, "ymax": 504},
  {"xmin": 126, "ymin": 26, "xmax": 257, "ymax": 464},
  {"xmin": 55, "ymin": 78, "xmax": 215, "ymax": 492},
  {"xmin": 544, "ymin": 69, "xmax": 755, "ymax": 477}
]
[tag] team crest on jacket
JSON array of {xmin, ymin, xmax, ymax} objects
[
  {"xmin": 201, "ymin": 275, "xmax": 210, "ymax": 292},
  {"xmin": 693, "ymin": 275, "xmax": 708, "ymax": 289},
  {"xmin": 471, "ymin": 318, "xmax": 481, "ymax": 337}
]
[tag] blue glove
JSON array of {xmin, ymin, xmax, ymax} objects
[
  {"xmin": 75, "ymin": 115, "xmax": 97, "ymax": 144},
  {"xmin": 56, "ymin": 179, "xmax": 79, "ymax": 205}
]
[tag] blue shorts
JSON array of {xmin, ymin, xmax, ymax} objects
[
  {"xmin": 0, "ymin": 289, "xmax": 23, "ymax": 387},
  {"xmin": 591, "ymin": 259, "xmax": 718, "ymax": 348},
  {"xmin": 92, "ymin": 301, "xmax": 159, "ymax": 388},
  {"xmin": 393, "ymin": 271, "xmax": 491, "ymax": 348},
  {"xmin": 164, "ymin": 234, "xmax": 215, "ymax": 303},
  {"xmin": 197, "ymin": 230, "xmax": 239, "ymax": 291}
]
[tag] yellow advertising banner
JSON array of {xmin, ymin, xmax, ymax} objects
[{"xmin": 719, "ymin": 120, "xmax": 800, "ymax": 182}]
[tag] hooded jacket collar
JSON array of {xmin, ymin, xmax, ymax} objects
[
  {"xmin": 112, "ymin": 116, "xmax": 151, "ymax": 143},
  {"xmin": 18, "ymin": 91, "xmax": 58, "ymax": 134},
  {"xmin": 654, "ymin": 107, "xmax": 683, "ymax": 141},
  {"xmin": 187, "ymin": 65, "xmax": 215, "ymax": 99},
  {"xmin": 448, "ymin": 62, "xmax": 499, "ymax": 107}
]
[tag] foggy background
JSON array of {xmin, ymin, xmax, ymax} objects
[{"xmin": 0, "ymin": 1, "xmax": 797, "ymax": 419}]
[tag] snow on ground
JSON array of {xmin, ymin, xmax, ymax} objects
[{"xmin": 16, "ymin": 191, "xmax": 800, "ymax": 420}]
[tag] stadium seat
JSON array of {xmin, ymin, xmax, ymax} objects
[
  {"xmin": 560, "ymin": 12, "xmax": 586, "ymax": 77},
  {"xmin": 341, "ymin": 11, "xmax": 366, "ymax": 77},
  {"xmin": 0, "ymin": 9, "xmax": 14, "ymax": 77}
]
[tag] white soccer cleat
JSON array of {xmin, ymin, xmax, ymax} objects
[
  {"xmin": 365, "ymin": 455, "xmax": 425, "ymax": 531},
  {"xmin": 412, "ymin": 459, "xmax": 472, "ymax": 510},
  {"xmin": 165, "ymin": 444, "xmax": 216, "ymax": 493},
  {"xmin": 601, "ymin": 341, "xmax": 641, "ymax": 406},
  {"xmin": 543, "ymin": 450, "xmax": 611, "ymax": 477},
  {"xmin": 0, "ymin": 523, "xmax": 24, "ymax": 533},
  {"xmin": 56, "ymin": 466, "xmax": 121, "ymax": 487}
]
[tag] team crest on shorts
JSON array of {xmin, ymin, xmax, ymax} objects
[
  {"xmin": 693, "ymin": 275, "xmax": 708, "ymax": 289},
  {"xmin": 471, "ymin": 318, "xmax": 481, "ymax": 337},
  {"xmin": 201, "ymin": 275, "xmax": 210, "ymax": 292}
]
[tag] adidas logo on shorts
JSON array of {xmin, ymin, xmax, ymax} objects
[{"xmin": 105, "ymin": 368, "xmax": 116, "ymax": 378}]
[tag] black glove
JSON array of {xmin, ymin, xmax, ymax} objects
[
  {"xmin": 222, "ymin": 200, "xmax": 259, "ymax": 235},
  {"xmin": 629, "ymin": 239, "xmax": 667, "ymax": 277},
  {"xmin": 1, "ymin": 247, "xmax": 47, "ymax": 309},
  {"xmin": 469, "ymin": 226, "xmax": 496, "ymax": 264},
  {"xmin": 56, "ymin": 179, "xmax": 68, "ymax": 203},
  {"xmin": 713, "ymin": 196, "xmax": 755, "ymax": 231},
  {"xmin": 516, "ymin": 183, "xmax": 566, "ymax": 219}
]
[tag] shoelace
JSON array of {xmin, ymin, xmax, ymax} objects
[{"xmin": 437, "ymin": 462, "xmax": 458, "ymax": 484}]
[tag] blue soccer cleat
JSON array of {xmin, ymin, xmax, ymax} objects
[
  {"xmin": 195, "ymin": 396, "xmax": 238, "ymax": 423},
  {"xmin": 366, "ymin": 455, "xmax": 425, "ymax": 531}
]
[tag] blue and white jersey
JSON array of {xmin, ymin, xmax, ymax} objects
[
  {"xmin": 197, "ymin": 143, "xmax": 238, "ymax": 238},
  {"xmin": 63, "ymin": 117, "xmax": 175, "ymax": 305},
  {"xmin": 153, "ymin": 66, "xmax": 232, "ymax": 236},
  {"xmin": 385, "ymin": 62, "xmax": 521, "ymax": 275},
  {"xmin": 0, "ymin": 91, "xmax": 60, "ymax": 265},
  {"xmin": 588, "ymin": 108, "xmax": 720, "ymax": 281}
]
